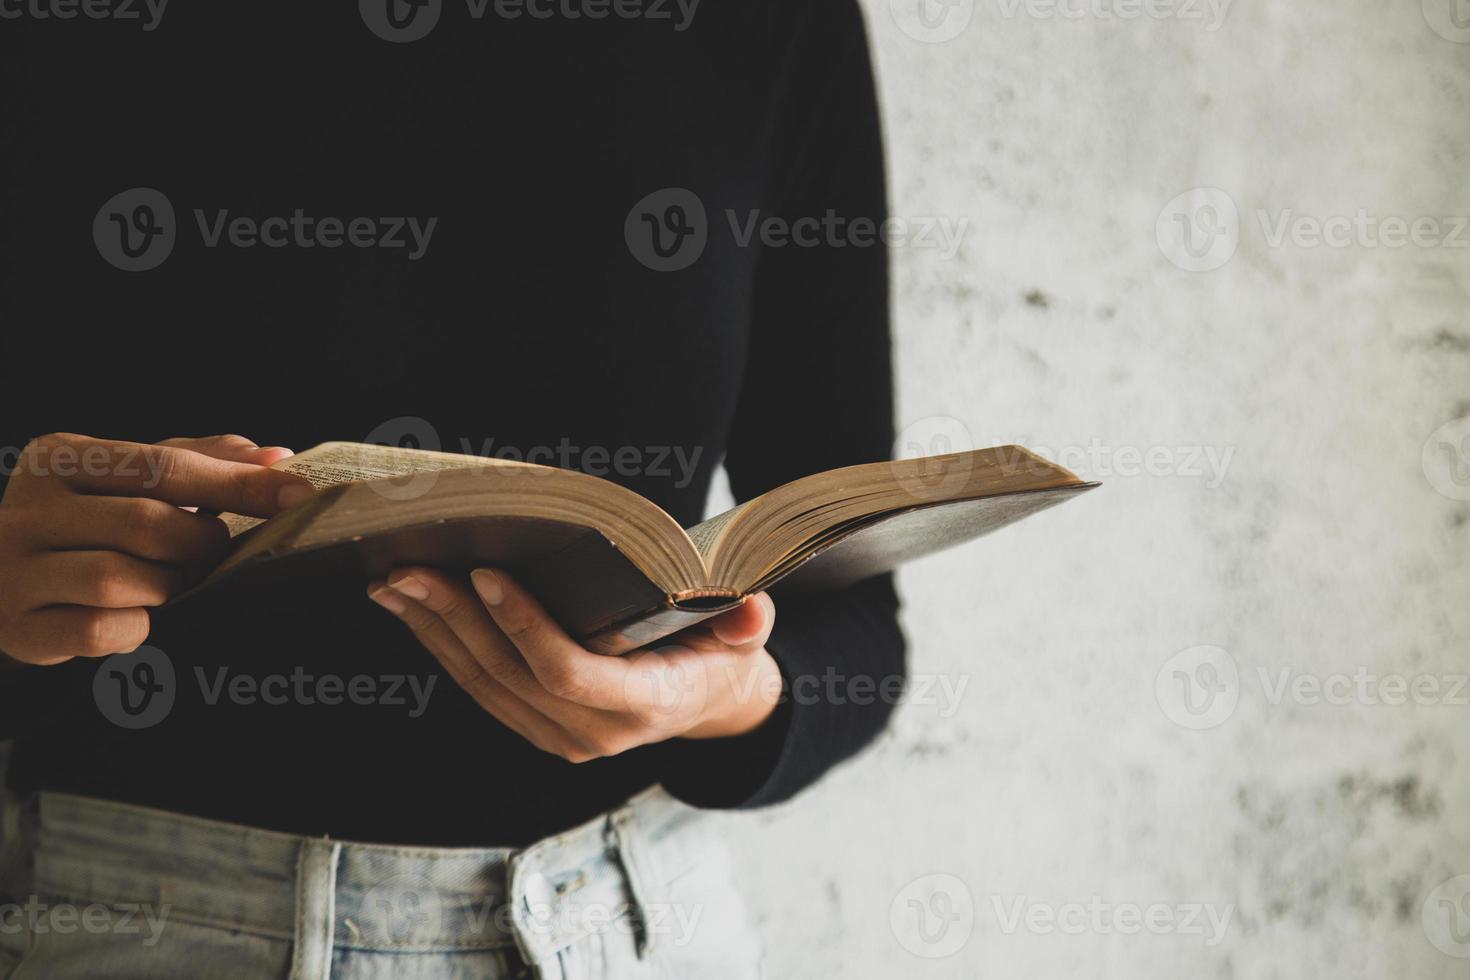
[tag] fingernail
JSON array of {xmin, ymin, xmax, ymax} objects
[
  {"xmin": 471, "ymin": 569, "xmax": 503, "ymax": 606},
  {"xmin": 368, "ymin": 586, "xmax": 407, "ymax": 614},
  {"xmin": 277, "ymin": 483, "xmax": 315, "ymax": 510},
  {"xmin": 390, "ymin": 575, "xmax": 430, "ymax": 601},
  {"xmin": 259, "ymin": 446, "xmax": 295, "ymax": 457}
]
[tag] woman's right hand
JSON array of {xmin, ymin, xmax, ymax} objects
[{"xmin": 0, "ymin": 433, "xmax": 315, "ymax": 667}]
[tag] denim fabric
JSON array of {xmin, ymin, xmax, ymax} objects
[{"xmin": 0, "ymin": 787, "xmax": 761, "ymax": 979}]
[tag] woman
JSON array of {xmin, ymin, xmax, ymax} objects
[{"xmin": 0, "ymin": 1, "xmax": 905, "ymax": 975}]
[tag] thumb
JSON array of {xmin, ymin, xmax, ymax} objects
[{"xmin": 707, "ymin": 592, "xmax": 776, "ymax": 649}]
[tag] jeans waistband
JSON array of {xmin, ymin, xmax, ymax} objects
[{"xmin": 9, "ymin": 786, "xmax": 696, "ymax": 970}]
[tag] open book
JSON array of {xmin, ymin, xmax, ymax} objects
[{"xmin": 187, "ymin": 442, "xmax": 1097, "ymax": 654}]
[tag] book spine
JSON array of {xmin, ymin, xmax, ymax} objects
[{"xmin": 582, "ymin": 598, "xmax": 744, "ymax": 655}]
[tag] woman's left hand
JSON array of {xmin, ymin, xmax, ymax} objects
[{"xmin": 367, "ymin": 567, "xmax": 782, "ymax": 762}]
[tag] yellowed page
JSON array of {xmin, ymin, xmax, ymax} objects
[{"xmin": 219, "ymin": 441, "xmax": 521, "ymax": 536}]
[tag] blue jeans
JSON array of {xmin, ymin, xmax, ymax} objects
[{"xmin": 0, "ymin": 787, "xmax": 761, "ymax": 979}]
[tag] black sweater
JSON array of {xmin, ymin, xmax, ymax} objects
[{"xmin": 0, "ymin": 0, "xmax": 906, "ymax": 846}]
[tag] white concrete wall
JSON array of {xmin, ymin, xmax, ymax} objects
[{"xmin": 724, "ymin": 2, "xmax": 1470, "ymax": 977}]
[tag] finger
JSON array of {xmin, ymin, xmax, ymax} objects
[
  {"xmin": 386, "ymin": 567, "xmax": 561, "ymax": 708},
  {"xmin": 365, "ymin": 581, "xmax": 573, "ymax": 754},
  {"xmin": 9, "ymin": 551, "xmax": 186, "ymax": 611},
  {"xmin": 704, "ymin": 592, "xmax": 776, "ymax": 649},
  {"xmin": 24, "ymin": 434, "xmax": 314, "ymax": 517},
  {"xmin": 156, "ymin": 435, "xmax": 295, "ymax": 468},
  {"xmin": 470, "ymin": 568, "xmax": 630, "ymax": 709},
  {"xmin": 1, "ymin": 606, "xmax": 150, "ymax": 664},
  {"xmin": 25, "ymin": 495, "xmax": 230, "ymax": 564}
]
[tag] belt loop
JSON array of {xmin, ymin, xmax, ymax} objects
[
  {"xmin": 507, "ymin": 848, "xmax": 565, "ymax": 980},
  {"xmin": 609, "ymin": 803, "xmax": 667, "ymax": 960},
  {"xmin": 0, "ymin": 794, "xmax": 36, "ymax": 896},
  {"xmin": 291, "ymin": 837, "xmax": 342, "ymax": 980}
]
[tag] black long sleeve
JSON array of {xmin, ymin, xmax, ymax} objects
[
  {"xmin": 660, "ymin": 0, "xmax": 907, "ymax": 809},
  {"xmin": 1, "ymin": 0, "xmax": 902, "ymax": 845}
]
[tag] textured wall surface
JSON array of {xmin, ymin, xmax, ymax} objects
[{"xmin": 719, "ymin": 2, "xmax": 1470, "ymax": 977}]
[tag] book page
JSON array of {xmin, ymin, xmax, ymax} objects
[
  {"xmin": 685, "ymin": 503, "xmax": 749, "ymax": 558},
  {"xmin": 219, "ymin": 442, "xmax": 515, "ymax": 536}
]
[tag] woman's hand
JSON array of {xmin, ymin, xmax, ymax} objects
[
  {"xmin": 0, "ymin": 433, "xmax": 315, "ymax": 666},
  {"xmin": 367, "ymin": 567, "xmax": 783, "ymax": 762}
]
